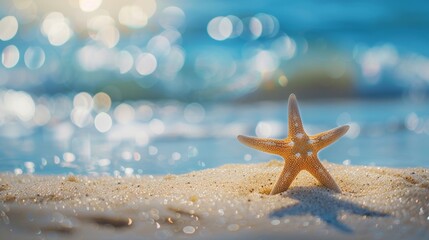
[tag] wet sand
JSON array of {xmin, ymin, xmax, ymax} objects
[{"xmin": 0, "ymin": 160, "xmax": 428, "ymax": 239}]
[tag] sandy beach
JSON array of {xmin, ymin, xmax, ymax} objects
[{"xmin": 0, "ymin": 160, "xmax": 428, "ymax": 239}]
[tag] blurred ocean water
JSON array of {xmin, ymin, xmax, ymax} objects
[
  {"xmin": 0, "ymin": 96, "xmax": 428, "ymax": 175},
  {"xmin": 1, "ymin": 0, "xmax": 429, "ymax": 175},
  {"xmin": 1, "ymin": 0, "xmax": 429, "ymax": 100}
]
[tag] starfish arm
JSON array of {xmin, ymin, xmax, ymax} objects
[
  {"xmin": 311, "ymin": 125, "xmax": 349, "ymax": 150},
  {"xmin": 270, "ymin": 166, "xmax": 300, "ymax": 195},
  {"xmin": 288, "ymin": 94, "xmax": 306, "ymax": 137},
  {"xmin": 306, "ymin": 156, "xmax": 341, "ymax": 193},
  {"xmin": 237, "ymin": 135, "xmax": 292, "ymax": 155}
]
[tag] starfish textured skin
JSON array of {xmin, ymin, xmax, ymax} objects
[{"xmin": 237, "ymin": 94, "xmax": 349, "ymax": 195}]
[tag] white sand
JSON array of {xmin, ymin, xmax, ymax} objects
[{"xmin": 0, "ymin": 160, "xmax": 428, "ymax": 239}]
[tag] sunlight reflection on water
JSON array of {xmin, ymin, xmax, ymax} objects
[
  {"xmin": 0, "ymin": 91, "xmax": 428, "ymax": 176},
  {"xmin": 2, "ymin": 0, "xmax": 429, "ymax": 101}
]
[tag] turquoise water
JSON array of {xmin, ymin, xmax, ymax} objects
[
  {"xmin": 1, "ymin": 97, "xmax": 428, "ymax": 176},
  {"xmin": 2, "ymin": 1, "xmax": 429, "ymax": 176}
]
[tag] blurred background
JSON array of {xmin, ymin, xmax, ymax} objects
[{"xmin": 0, "ymin": 0, "xmax": 428, "ymax": 176}]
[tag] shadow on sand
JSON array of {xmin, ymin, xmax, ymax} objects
[{"xmin": 270, "ymin": 187, "xmax": 389, "ymax": 233}]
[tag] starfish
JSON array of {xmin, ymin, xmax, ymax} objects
[{"xmin": 237, "ymin": 94, "xmax": 349, "ymax": 195}]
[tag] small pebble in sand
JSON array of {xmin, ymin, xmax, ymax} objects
[
  {"xmin": 0, "ymin": 184, "xmax": 10, "ymax": 191},
  {"xmin": 66, "ymin": 175, "xmax": 78, "ymax": 182},
  {"xmin": 189, "ymin": 195, "xmax": 198, "ymax": 202}
]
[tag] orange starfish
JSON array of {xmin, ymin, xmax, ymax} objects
[{"xmin": 237, "ymin": 94, "xmax": 349, "ymax": 195}]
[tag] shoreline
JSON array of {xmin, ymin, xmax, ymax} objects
[{"xmin": 1, "ymin": 160, "xmax": 429, "ymax": 239}]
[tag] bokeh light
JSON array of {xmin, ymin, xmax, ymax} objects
[
  {"xmin": 93, "ymin": 92, "xmax": 111, "ymax": 112},
  {"xmin": 249, "ymin": 17, "xmax": 263, "ymax": 39},
  {"xmin": 147, "ymin": 35, "xmax": 171, "ymax": 57},
  {"xmin": 250, "ymin": 50, "xmax": 279, "ymax": 74},
  {"xmin": 255, "ymin": 121, "xmax": 272, "ymax": 138},
  {"xmin": 184, "ymin": 103, "xmax": 205, "ymax": 123},
  {"xmin": 0, "ymin": 16, "xmax": 19, "ymax": 41},
  {"xmin": 118, "ymin": 0, "xmax": 157, "ymax": 29},
  {"xmin": 207, "ymin": 16, "xmax": 233, "ymax": 41},
  {"xmin": 70, "ymin": 107, "xmax": 92, "ymax": 128},
  {"xmin": 24, "ymin": 47, "xmax": 45, "ymax": 69},
  {"xmin": 136, "ymin": 53, "xmax": 157, "ymax": 75},
  {"xmin": 159, "ymin": 6, "xmax": 185, "ymax": 30},
  {"xmin": 255, "ymin": 13, "xmax": 279, "ymax": 37},
  {"xmin": 3, "ymin": 90, "xmax": 35, "ymax": 122},
  {"xmin": 79, "ymin": 0, "xmax": 103, "ymax": 12},
  {"xmin": 33, "ymin": 104, "xmax": 51, "ymax": 126},
  {"xmin": 41, "ymin": 12, "xmax": 73, "ymax": 46},
  {"xmin": 1, "ymin": 45, "xmax": 20, "ymax": 68},
  {"xmin": 118, "ymin": 5, "xmax": 148, "ymax": 28},
  {"xmin": 63, "ymin": 152, "xmax": 76, "ymax": 163},
  {"xmin": 272, "ymin": 35, "xmax": 296, "ymax": 60},
  {"xmin": 73, "ymin": 92, "xmax": 93, "ymax": 110},
  {"xmin": 226, "ymin": 15, "xmax": 243, "ymax": 38},
  {"xmin": 137, "ymin": 104, "xmax": 154, "ymax": 121},
  {"xmin": 87, "ymin": 14, "xmax": 120, "ymax": 48},
  {"xmin": 117, "ymin": 50, "xmax": 134, "ymax": 74},
  {"xmin": 114, "ymin": 103, "xmax": 135, "ymax": 124},
  {"xmin": 96, "ymin": 24, "xmax": 120, "ymax": 48},
  {"xmin": 94, "ymin": 112, "xmax": 112, "ymax": 133},
  {"xmin": 149, "ymin": 118, "xmax": 165, "ymax": 135}
]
